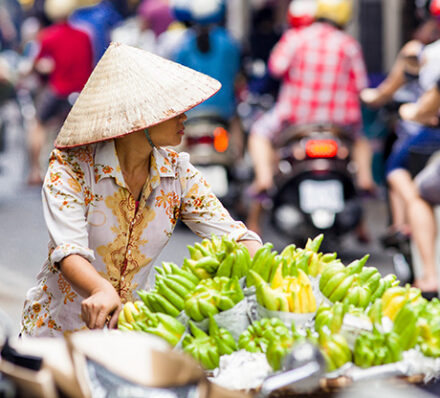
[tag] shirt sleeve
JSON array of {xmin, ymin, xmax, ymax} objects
[
  {"xmin": 177, "ymin": 153, "xmax": 261, "ymax": 244},
  {"xmin": 268, "ymin": 29, "xmax": 298, "ymax": 78},
  {"xmin": 346, "ymin": 40, "xmax": 368, "ymax": 92},
  {"xmin": 42, "ymin": 149, "xmax": 95, "ymax": 266}
]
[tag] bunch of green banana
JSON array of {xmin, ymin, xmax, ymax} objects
[
  {"xmin": 314, "ymin": 302, "xmax": 348, "ymax": 333},
  {"xmin": 280, "ymin": 234, "xmax": 340, "ymax": 277},
  {"xmin": 353, "ymin": 328, "xmax": 402, "ymax": 368},
  {"xmin": 417, "ymin": 319, "xmax": 440, "ymax": 357},
  {"xmin": 251, "ymin": 270, "xmax": 316, "ymax": 313},
  {"xmin": 215, "ymin": 244, "xmax": 251, "ymax": 279},
  {"xmin": 117, "ymin": 301, "xmax": 185, "ymax": 347},
  {"xmin": 367, "ymin": 298, "xmax": 384, "ymax": 327},
  {"xmin": 319, "ymin": 255, "xmax": 399, "ymax": 308},
  {"xmin": 318, "ymin": 330, "xmax": 352, "ymax": 372},
  {"xmin": 265, "ymin": 322, "xmax": 305, "ymax": 371},
  {"xmin": 182, "ymin": 316, "xmax": 237, "ymax": 370},
  {"xmin": 184, "ymin": 234, "xmax": 251, "ymax": 279},
  {"xmin": 238, "ymin": 317, "xmax": 291, "ymax": 353},
  {"xmin": 246, "ymin": 242, "xmax": 277, "ymax": 287},
  {"xmin": 391, "ymin": 301, "xmax": 421, "ymax": 351},
  {"xmin": 319, "ymin": 255, "xmax": 368, "ymax": 302},
  {"xmin": 137, "ymin": 262, "xmax": 200, "ymax": 317},
  {"xmin": 382, "ymin": 284, "xmax": 423, "ymax": 321},
  {"xmin": 184, "ymin": 276, "xmax": 244, "ymax": 321}
]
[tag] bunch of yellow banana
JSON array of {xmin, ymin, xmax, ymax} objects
[
  {"xmin": 382, "ymin": 284, "xmax": 423, "ymax": 321},
  {"xmin": 279, "ymin": 234, "xmax": 340, "ymax": 277},
  {"xmin": 251, "ymin": 268, "xmax": 316, "ymax": 313}
]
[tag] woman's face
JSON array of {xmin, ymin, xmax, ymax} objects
[{"xmin": 148, "ymin": 113, "xmax": 187, "ymax": 147}]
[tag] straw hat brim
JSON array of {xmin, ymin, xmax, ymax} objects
[{"xmin": 54, "ymin": 42, "xmax": 222, "ymax": 149}]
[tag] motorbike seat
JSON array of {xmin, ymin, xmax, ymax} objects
[{"xmin": 275, "ymin": 123, "xmax": 354, "ymax": 148}]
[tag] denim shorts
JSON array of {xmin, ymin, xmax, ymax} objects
[{"xmin": 385, "ymin": 120, "xmax": 440, "ymax": 176}]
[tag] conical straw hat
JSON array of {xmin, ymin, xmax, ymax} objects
[{"xmin": 54, "ymin": 42, "xmax": 221, "ymax": 148}]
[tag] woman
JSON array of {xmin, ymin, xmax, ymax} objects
[{"xmin": 21, "ymin": 42, "xmax": 262, "ymax": 337}]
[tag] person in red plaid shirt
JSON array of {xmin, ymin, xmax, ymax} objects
[{"xmin": 246, "ymin": 0, "xmax": 375, "ymax": 236}]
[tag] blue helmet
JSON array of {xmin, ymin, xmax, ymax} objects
[
  {"xmin": 169, "ymin": 0, "xmax": 192, "ymax": 23},
  {"xmin": 189, "ymin": 0, "xmax": 226, "ymax": 25}
]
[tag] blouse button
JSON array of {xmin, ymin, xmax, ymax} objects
[{"xmin": 121, "ymin": 276, "xmax": 125, "ymax": 281}]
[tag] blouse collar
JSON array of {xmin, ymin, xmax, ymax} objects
[{"xmin": 94, "ymin": 140, "xmax": 176, "ymax": 187}]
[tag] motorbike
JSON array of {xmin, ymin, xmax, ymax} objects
[
  {"xmin": 176, "ymin": 111, "xmax": 245, "ymax": 212},
  {"xmin": 269, "ymin": 123, "xmax": 362, "ymax": 248}
]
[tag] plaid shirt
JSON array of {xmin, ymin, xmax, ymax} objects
[{"xmin": 268, "ymin": 22, "xmax": 368, "ymax": 130}]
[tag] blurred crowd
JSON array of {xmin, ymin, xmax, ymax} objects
[{"xmin": 1, "ymin": 0, "xmax": 440, "ymax": 296}]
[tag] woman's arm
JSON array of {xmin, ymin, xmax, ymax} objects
[
  {"xmin": 60, "ymin": 254, "xmax": 122, "ymax": 329},
  {"xmin": 239, "ymin": 239, "xmax": 262, "ymax": 257},
  {"xmin": 399, "ymin": 83, "xmax": 440, "ymax": 125}
]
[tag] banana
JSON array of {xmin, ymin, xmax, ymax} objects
[
  {"xmin": 329, "ymin": 274, "xmax": 355, "ymax": 303},
  {"xmin": 358, "ymin": 286, "xmax": 372, "ymax": 309},
  {"xmin": 198, "ymin": 299, "xmax": 219, "ymax": 318},
  {"xmin": 319, "ymin": 263, "xmax": 346, "ymax": 291},
  {"xmin": 167, "ymin": 274, "xmax": 197, "ymax": 291},
  {"xmin": 152, "ymin": 292, "xmax": 181, "ymax": 317},
  {"xmin": 123, "ymin": 302, "xmax": 138, "ymax": 324},
  {"xmin": 365, "ymin": 272, "xmax": 381, "ymax": 293},
  {"xmin": 161, "ymin": 276, "xmax": 190, "ymax": 299},
  {"xmin": 359, "ymin": 266, "xmax": 379, "ymax": 284},
  {"xmin": 344, "ymin": 285, "xmax": 360, "ymax": 307},
  {"xmin": 322, "ymin": 271, "xmax": 347, "ymax": 298},
  {"xmin": 156, "ymin": 280, "xmax": 185, "ymax": 310},
  {"xmin": 383, "ymin": 295, "xmax": 407, "ymax": 321},
  {"xmin": 216, "ymin": 252, "xmax": 235, "ymax": 278}
]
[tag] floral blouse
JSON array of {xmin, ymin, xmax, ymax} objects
[{"xmin": 21, "ymin": 140, "xmax": 260, "ymax": 337}]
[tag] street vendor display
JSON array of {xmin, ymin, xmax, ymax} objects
[
  {"xmin": 20, "ymin": 42, "xmax": 262, "ymax": 338},
  {"xmin": 118, "ymin": 234, "xmax": 440, "ymax": 393}
]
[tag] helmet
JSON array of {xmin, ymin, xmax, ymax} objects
[
  {"xmin": 430, "ymin": 0, "xmax": 440, "ymax": 18},
  {"xmin": 315, "ymin": 0, "xmax": 352, "ymax": 27},
  {"xmin": 287, "ymin": 0, "xmax": 317, "ymax": 28},
  {"xmin": 44, "ymin": 0, "xmax": 77, "ymax": 20},
  {"xmin": 169, "ymin": 0, "xmax": 192, "ymax": 23},
  {"xmin": 189, "ymin": 0, "xmax": 226, "ymax": 25}
]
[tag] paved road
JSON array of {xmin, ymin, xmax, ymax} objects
[{"xmin": 0, "ymin": 111, "xmax": 396, "ymax": 335}]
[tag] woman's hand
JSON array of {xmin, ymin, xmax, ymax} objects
[
  {"xmin": 81, "ymin": 279, "xmax": 122, "ymax": 329},
  {"xmin": 59, "ymin": 254, "xmax": 123, "ymax": 330}
]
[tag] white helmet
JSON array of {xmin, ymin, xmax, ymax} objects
[
  {"xmin": 288, "ymin": 0, "xmax": 317, "ymax": 28},
  {"xmin": 189, "ymin": 0, "xmax": 226, "ymax": 25}
]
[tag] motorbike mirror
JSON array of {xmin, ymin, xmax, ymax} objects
[{"xmin": 258, "ymin": 342, "xmax": 326, "ymax": 397}]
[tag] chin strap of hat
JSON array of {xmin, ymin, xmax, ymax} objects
[{"xmin": 144, "ymin": 128, "xmax": 157, "ymax": 149}]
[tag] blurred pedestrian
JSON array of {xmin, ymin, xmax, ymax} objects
[
  {"xmin": 399, "ymin": 81, "xmax": 440, "ymax": 297},
  {"xmin": 155, "ymin": 0, "xmax": 193, "ymax": 60},
  {"xmin": 246, "ymin": 0, "xmax": 374, "ymax": 236},
  {"xmin": 27, "ymin": 0, "xmax": 93, "ymax": 185},
  {"xmin": 173, "ymin": 0, "xmax": 243, "ymax": 154},
  {"xmin": 0, "ymin": 0, "xmax": 23, "ymax": 51},
  {"xmin": 111, "ymin": 0, "xmax": 173, "ymax": 53},
  {"xmin": 70, "ymin": 0, "xmax": 123, "ymax": 65},
  {"xmin": 361, "ymin": 1, "xmax": 440, "ymax": 246}
]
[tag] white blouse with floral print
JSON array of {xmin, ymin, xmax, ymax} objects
[{"xmin": 21, "ymin": 140, "xmax": 261, "ymax": 337}]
